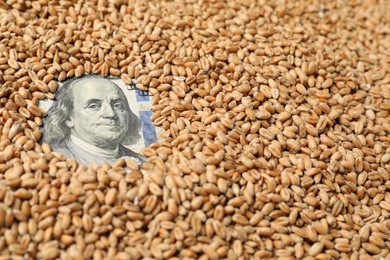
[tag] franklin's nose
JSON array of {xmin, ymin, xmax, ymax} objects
[{"xmin": 101, "ymin": 102, "xmax": 116, "ymax": 118}]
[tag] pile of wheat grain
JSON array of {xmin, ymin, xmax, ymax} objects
[{"xmin": 0, "ymin": 0, "xmax": 389, "ymax": 259}]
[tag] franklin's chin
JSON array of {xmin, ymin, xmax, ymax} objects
[{"xmin": 95, "ymin": 129, "xmax": 125, "ymax": 141}]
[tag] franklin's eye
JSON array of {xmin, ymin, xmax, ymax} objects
[
  {"xmin": 87, "ymin": 103, "xmax": 100, "ymax": 110},
  {"xmin": 113, "ymin": 102, "xmax": 124, "ymax": 111}
]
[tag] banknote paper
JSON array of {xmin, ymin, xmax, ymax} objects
[{"xmin": 39, "ymin": 75, "xmax": 161, "ymax": 165}]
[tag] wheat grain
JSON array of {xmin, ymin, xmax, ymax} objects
[{"xmin": 0, "ymin": 0, "xmax": 388, "ymax": 259}]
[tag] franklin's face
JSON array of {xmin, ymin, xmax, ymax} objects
[{"xmin": 66, "ymin": 79, "xmax": 129, "ymax": 150}]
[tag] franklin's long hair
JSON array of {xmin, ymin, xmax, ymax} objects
[{"xmin": 42, "ymin": 75, "xmax": 142, "ymax": 147}]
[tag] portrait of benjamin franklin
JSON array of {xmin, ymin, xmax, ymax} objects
[{"xmin": 42, "ymin": 75, "xmax": 147, "ymax": 165}]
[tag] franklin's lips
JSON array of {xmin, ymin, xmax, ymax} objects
[{"xmin": 96, "ymin": 122, "xmax": 120, "ymax": 127}]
